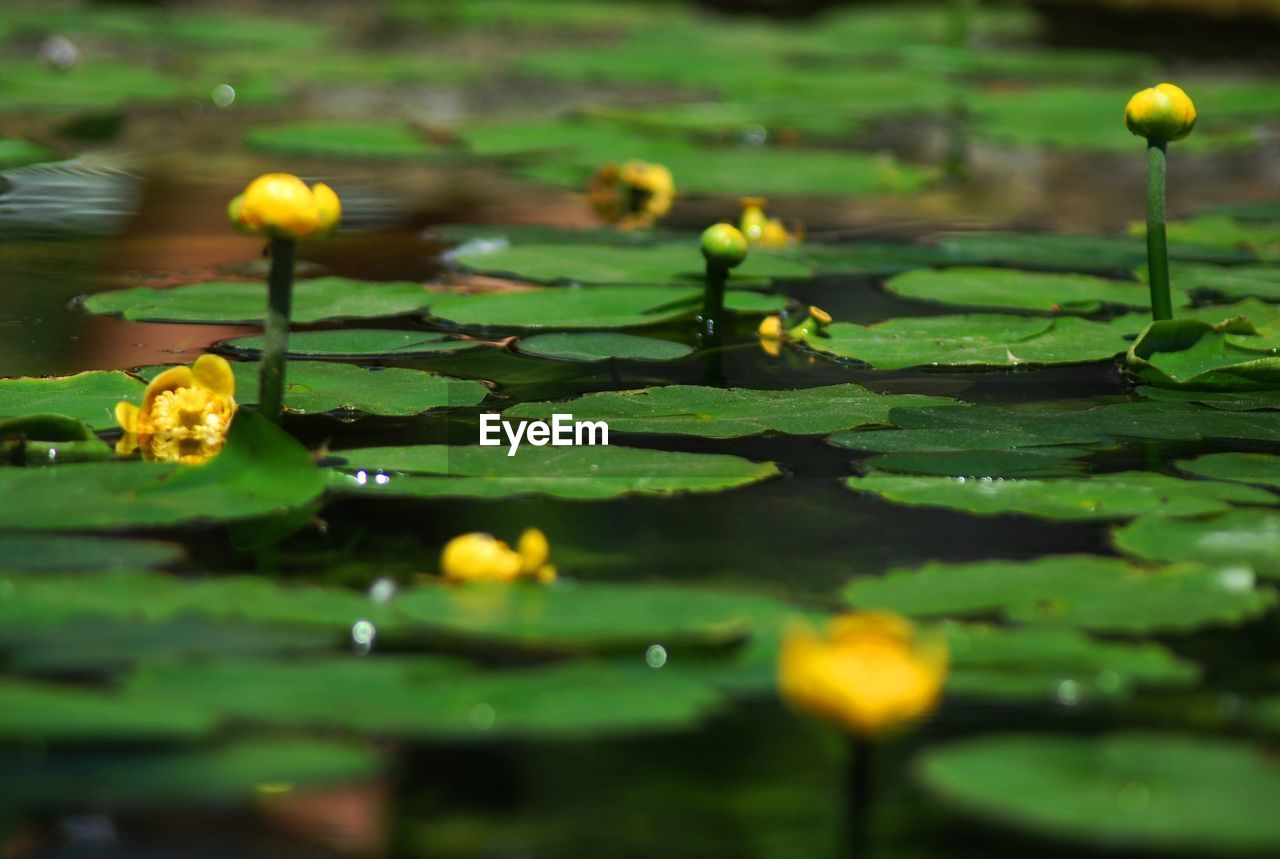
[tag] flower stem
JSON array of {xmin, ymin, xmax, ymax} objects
[
  {"xmin": 1145, "ymin": 140, "xmax": 1172, "ymax": 321},
  {"xmin": 701, "ymin": 262, "xmax": 727, "ymax": 348},
  {"xmin": 845, "ymin": 737, "xmax": 874, "ymax": 858},
  {"xmin": 259, "ymin": 237, "xmax": 296, "ymax": 423}
]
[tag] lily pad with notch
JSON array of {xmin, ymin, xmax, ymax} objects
[
  {"xmin": 845, "ymin": 555, "xmax": 1275, "ymax": 634},
  {"xmin": 81, "ymin": 277, "xmax": 441, "ymax": 324},
  {"xmin": 504, "ymin": 383, "xmax": 958, "ymax": 438},
  {"xmin": 1125, "ymin": 316, "xmax": 1280, "ymax": 391},
  {"xmin": 328, "ymin": 444, "xmax": 778, "ymax": 500}
]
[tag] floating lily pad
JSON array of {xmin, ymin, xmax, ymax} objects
[
  {"xmin": 0, "ymin": 678, "xmax": 217, "ymax": 743},
  {"xmin": 505, "ymin": 383, "xmax": 956, "ymax": 438},
  {"xmin": 218, "ymin": 329, "xmax": 485, "ymax": 358},
  {"xmin": 245, "ymin": 121, "xmax": 443, "ymax": 160},
  {"xmin": 140, "ymin": 361, "xmax": 487, "ymax": 416},
  {"xmin": 1126, "ymin": 317, "xmax": 1280, "ymax": 391},
  {"xmin": 811, "ymin": 312, "xmax": 1144, "ymax": 370},
  {"xmin": 792, "ymin": 241, "xmax": 971, "ymax": 276},
  {"xmin": 884, "ymin": 267, "xmax": 1172, "ymax": 314},
  {"xmin": 81, "ymin": 277, "xmax": 440, "ymax": 324},
  {"xmin": 1162, "ymin": 216, "xmax": 1280, "ymax": 262},
  {"xmin": 831, "ymin": 401, "xmax": 1280, "ymax": 455},
  {"xmin": 0, "ymin": 60, "xmax": 188, "ymax": 112},
  {"xmin": 918, "ymin": 733, "xmax": 1280, "ymax": 853},
  {"xmin": 428, "ymin": 285, "xmax": 781, "ymax": 330},
  {"xmin": 0, "ymin": 534, "xmax": 183, "ymax": 571},
  {"xmin": 1164, "ymin": 263, "xmax": 1280, "ymax": 301},
  {"xmin": 329, "ymin": 444, "xmax": 777, "ymax": 500},
  {"xmin": 395, "ymin": 580, "xmax": 794, "ymax": 652},
  {"xmin": 451, "ymin": 241, "xmax": 811, "ymax": 285},
  {"xmin": 0, "ymin": 738, "xmax": 382, "ymax": 811},
  {"xmin": 1179, "ymin": 452, "xmax": 1280, "ymax": 491},
  {"xmin": 1114, "ymin": 509, "xmax": 1280, "ymax": 581},
  {"xmin": 1135, "ymin": 385, "xmax": 1280, "ymax": 411},
  {"xmin": 846, "ymin": 555, "xmax": 1274, "ymax": 634},
  {"xmin": 0, "ymin": 370, "xmax": 144, "ymax": 430},
  {"xmin": 516, "ymin": 332, "xmax": 693, "ymax": 362},
  {"xmin": 845, "ymin": 471, "xmax": 1276, "ymax": 521},
  {"xmin": 943, "ymin": 622, "xmax": 1197, "ymax": 702},
  {"xmin": 0, "ymin": 411, "xmax": 326, "ymax": 531},
  {"xmin": 1200, "ymin": 200, "xmax": 1280, "ymax": 222},
  {"xmin": 934, "ymin": 233, "xmax": 1252, "ymax": 272},
  {"xmin": 862, "ymin": 451, "xmax": 1084, "ymax": 479},
  {"xmin": 127, "ymin": 658, "xmax": 721, "ymax": 740}
]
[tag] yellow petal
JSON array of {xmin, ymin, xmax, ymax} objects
[
  {"xmin": 115, "ymin": 401, "xmax": 139, "ymax": 434},
  {"xmin": 192, "ymin": 354, "xmax": 236, "ymax": 400},
  {"xmin": 311, "ymin": 182, "xmax": 342, "ymax": 236},
  {"xmin": 440, "ymin": 533, "xmax": 523, "ymax": 583},
  {"xmin": 141, "ymin": 366, "xmax": 194, "ymax": 415},
  {"xmin": 517, "ymin": 528, "xmax": 550, "ymax": 575}
]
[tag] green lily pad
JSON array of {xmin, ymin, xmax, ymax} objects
[
  {"xmin": 1135, "ymin": 385, "xmax": 1280, "ymax": 411},
  {"xmin": 515, "ymin": 332, "xmax": 693, "ymax": 362},
  {"xmin": 0, "ymin": 678, "xmax": 217, "ymax": 743},
  {"xmin": 217, "ymin": 329, "xmax": 485, "ymax": 358},
  {"xmin": 943, "ymin": 623, "xmax": 1197, "ymax": 703},
  {"xmin": 0, "ymin": 370, "xmax": 144, "ymax": 430},
  {"xmin": 831, "ymin": 401, "xmax": 1280, "ymax": 455},
  {"xmin": 0, "ymin": 569, "xmax": 403, "ymax": 635},
  {"xmin": 504, "ymin": 383, "xmax": 957, "ymax": 438},
  {"xmin": 1163, "ymin": 216, "xmax": 1280, "ymax": 262},
  {"xmin": 0, "ymin": 414, "xmax": 114, "ymax": 464},
  {"xmin": 1126, "ymin": 317, "xmax": 1280, "ymax": 391},
  {"xmin": 0, "ymin": 738, "xmax": 382, "ymax": 811},
  {"xmin": 845, "ymin": 471, "xmax": 1276, "ymax": 521},
  {"xmin": 245, "ymin": 120, "xmax": 443, "ymax": 160},
  {"xmin": 1164, "ymin": 262, "xmax": 1280, "ymax": 301},
  {"xmin": 1114, "ymin": 509, "xmax": 1280, "ymax": 581},
  {"xmin": 127, "ymin": 657, "xmax": 721, "ymax": 740},
  {"xmin": 0, "ymin": 411, "xmax": 326, "ymax": 531},
  {"xmin": 393, "ymin": 580, "xmax": 792, "ymax": 652},
  {"xmin": 140, "ymin": 361, "xmax": 488, "ymax": 416},
  {"xmin": 0, "ymin": 137, "xmax": 53, "ymax": 167},
  {"xmin": 918, "ymin": 733, "xmax": 1280, "ymax": 853},
  {"xmin": 846, "ymin": 555, "xmax": 1274, "ymax": 634},
  {"xmin": 862, "ymin": 451, "xmax": 1084, "ymax": 478},
  {"xmin": 1200, "ymin": 200, "xmax": 1280, "ymax": 222},
  {"xmin": 884, "ymin": 267, "xmax": 1173, "ymax": 314},
  {"xmin": 0, "ymin": 534, "xmax": 183, "ymax": 571},
  {"xmin": 934, "ymin": 233, "xmax": 1252, "ymax": 272},
  {"xmin": 329, "ymin": 444, "xmax": 777, "ymax": 500},
  {"xmin": 451, "ymin": 241, "xmax": 811, "ymax": 285},
  {"xmin": 80, "ymin": 277, "xmax": 440, "ymax": 324},
  {"xmin": 0, "ymin": 60, "xmax": 188, "ymax": 112},
  {"xmin": 428, "ymin": 285, "xmax": 781, "ymax": 330},
  {"xmin": 792, "ymin": 241, "xmax": 972, "ymax": 276},
  {"xmin": 811, "ymin": 312, "xmax": 1144, "ymax": 370},
  {"xmin": 1179, "ymin": 452, "xmax": 1280, "ymax": 491}
]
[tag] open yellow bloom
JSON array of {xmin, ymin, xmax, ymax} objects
[
  {"xmin": 738, "ymin": 197, "xmax": 801, "ymax": 249},
  {"xmin": 587, "ymin": 160, "xmax": 675, "ymax": 230},
  {"xmin": 440, "ymin": 528, "xmax": 556, "ymax": 584},
  {"xmin": 779, "ymin": 612, "xmax": 948, "ymax": 738},
  {"xmin": 115, "ymin": 354, "xmax": 238, "ymax": 465},
  {"xmin": 1125, "ymin": 83, "xmax": 1196, "ymax": 143},
  {"xmin": 230, "ymin": 173, "xmax": 342, "ymax": 240}
]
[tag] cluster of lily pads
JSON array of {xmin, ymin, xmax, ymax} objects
[{"xmin": 1, "ymin": 0, "xmax": 1280, "ymax": 854}]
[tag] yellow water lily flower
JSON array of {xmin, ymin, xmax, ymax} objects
[
  {"xmin": 587, "ymin": 160, "xmax": 675, "ymax": 230},
  {"xmin": 440, "ymin": 528, "xmax": 556, "ymax": 583},
  {"xmin": 231, "ymin": 173, "xmax": 342, "ymax": 240},
  {"xmin": 1125, "ymin": 83, "xmax": 1196, "ymax": 143},
  {"xmin": 738, "ymin": 197, "xmax": 801, "ymax": 249},
  {"xmin": 788, "ymin": 305, "xmax": 831, "ymax": 340},
  {"xmin": 758, "ymin": 314, "xmax": 784, "ymax": 357},
  {"xmin": 779, "ymin": 612, "xmax": 948, "ymax": 738},
  {"xmin": 115, "ymin": 354, "xmax": 238, "ymax": 465}
]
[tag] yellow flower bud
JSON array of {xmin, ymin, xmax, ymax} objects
[
  {"xmin": 233, "ymin": 173, "xmax": 343, "ymax": 241},
  {"xmin": 1125, "ymin": 83, "xmax": 1196, "ymax": 143},
  {"xmin": 700, "ymin": 223, "xmax": 748, "ymax": 270},
  {"xmin": 517, "ymin": 527, "xmax": 550, "ymax": 575},
  {"xmin": 739, "ymin": 197, "xmax": 768, "ymax": 243},
  {"xmin": 440, "ymin": 533, "xmax": 523, "ymax": 583},
  {"xmin": 779, "ymin": 612, "xmax": 948, "ymax": 738}
]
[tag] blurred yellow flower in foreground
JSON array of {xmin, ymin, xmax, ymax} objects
[
  {"xmin": 440, "ymin": 528, "xmax": 556, "ymax": 584},
  {"xmin": 229, "ymin": 172, "xmax": 342, "ymax": 240},
  {"xmin": 1125, "ymin": 83, "xmax": 1196, "ymax": 143},
  {"xmin": 779, "ymin": 612, "xmax": 948, "ymax": 737},
  {"xmin": 115, "ymin": 354, "xmax": 238, "ymax": 464},
  {"xmin": 587, "ymin": 160, "xmax": 675, "ymax": 230},
  {"xmin": 738, "ymin": 197, "xmax": 802, "ymax": 248}
]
